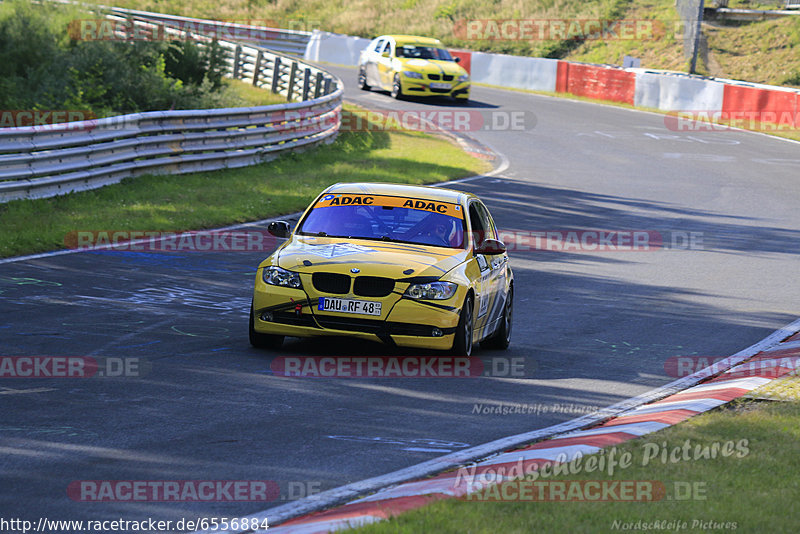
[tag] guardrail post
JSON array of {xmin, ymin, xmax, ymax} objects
[
  {"xmin": 302, "ymin": 68, "xmax": 311, "ymax": 101},
  {"xmin": 314, "ymin": 72, "xmax": 324, "ymax": 98},
  {"xmin": 287, "ymin": 62, "xmax": 299, "ymax": 101},
  {"xmin": 271, "ymin": 57, "xmax": 282, "ymax": 94},
  {"xmin": 233, "ymin": 45, "xmax": 242, "ymax": 79},
  {"xmin": 253, "ymin": 50, "xmax": 263, "ymax": 86}
]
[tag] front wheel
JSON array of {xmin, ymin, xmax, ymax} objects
[
  {"xmin": 249, "ymin": 302, "xmax": 284, "ymax": 349},
  {"xmin": 481, "ymin": 286, "xmax": 512, "ymax": 350},
  {"xmin": 451, "ymin": 295, "xmax": 474, "ymax": 357},
  {"xmin": 358, "ymin": 67, "xmax": 370, "ymax": 90},
  {"xmin": 391, "ymin": 74, "xmax": 403, "ymax": 100}
]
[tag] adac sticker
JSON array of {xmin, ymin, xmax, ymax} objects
[{"xmin": 315, "ymin": 194, "xmax": 463, "ymax": 218}]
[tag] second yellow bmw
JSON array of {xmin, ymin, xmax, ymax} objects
[
  {"xmin": 249, "ymin": 183, "xmax": 511, "ymax": 356},
  {"xmin": 357, "ymin": 35, "xmax": 470, "ymax": 101}
]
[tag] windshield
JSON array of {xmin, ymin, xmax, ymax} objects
[
  {"xmin": 395, "ymin": 45, "xmax": 454, "ymax": 61},
  {"xmin": 297, "ymin": 194, "xmax": 466, "ymax": 249}
]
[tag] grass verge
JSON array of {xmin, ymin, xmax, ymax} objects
[
  {"xmin": 352, "ymin": 376, "xmax": 800, "ymax": 533},
  {"xmin": 0, "ymin": 101, "xmax": 491, "ymax": 258}
]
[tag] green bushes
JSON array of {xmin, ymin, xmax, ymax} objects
[{"xmin": 0, "ymin": 0, "xmax": 237, "ymax": 119}]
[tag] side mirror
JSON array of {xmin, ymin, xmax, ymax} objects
[
  {"xmin": 267, "ymin": 221, "xmax": 291, "ymax": 238},
  {"xmin": 475, "ymin": 239, "xmax": 506, "ymax": 255},
  {"xmin": 382, "ymin": 51, "xmax": 390, "ymax": 58},
  {"xmin": 454, "ymin": 56, "xmax": 461, "ymax": 63}
]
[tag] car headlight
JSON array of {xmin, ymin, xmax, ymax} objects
[
  {"xmin": 458, "ymin": 74, "xmax": 469, "ymax": 82},
  {"xmin": 403, "ymin": 71, "xmax": 423, "ymax": 79},
  {"xmin": 262, "ymin": 266, "xmax": 302, "ymax": 289},
  {"xmin": 405, "ymin": 281, "xmax": 458, "ymax": 300}
]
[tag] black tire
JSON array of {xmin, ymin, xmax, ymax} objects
[
  {"xmin": 249, "ymin": 302, "xmax": 284, "ymax": 349},
  {"xmin": 358, "ymin": 67, "xmax": 370, "ymax": 91},
  {"xmin": 451, "ymin": 295, "xmax": 474, "ymax": 357},
  {"xmin": 391, "ymin": 73, "xmax": 403, "ymax": 100},
  {"xmin": 482, "ymin": 286, "xmax": 512, "ymax": 350}
]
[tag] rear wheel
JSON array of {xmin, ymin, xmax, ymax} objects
[
  {"xmin": 391, "ymin": 74, "xmax": 403, "ymax": 100},
  {"xmin": 249, "ymin": 302, "xmax": 284, "ymax": 349},
  {"xmin": 451, "ymin": 295, "xmax": 474, "ymax": 357},
  {"xmin": 358, "ymin": 67, "xmax": 370, "ymax": 90},
  {"xmin": 482, "ymin": 286, "xmax": 512, "ymax": 350}
]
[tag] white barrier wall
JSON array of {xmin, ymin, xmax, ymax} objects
[
  {"xmin": 469, "ymin": 52, "xmax": 558, "ymax": 92},
  {"xmin": 305, "ymin": 30, "xmax": 372, "ymax": 66},
  {"xmin": 634, "ymin": 72, "xmax": 726, "ymax": 112}
]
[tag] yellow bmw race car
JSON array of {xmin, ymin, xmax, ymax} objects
[
  {"xmin": 250, "ymin": 183, "xmax": 512, "ymax": 356},
  {"xmin": 357, "ymin": 35, "xmax": 470, "ymax": 101}
]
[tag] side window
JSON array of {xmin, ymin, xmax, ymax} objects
[
  {"xmin": 469, "ymin": 202, "xmax": 496, "ymax": 251},
  {"xmin": 373, "ymin": 39, "xmax": 385, "ymax": 53},
  {"xmin": 477, "ymin": 202, "xmax": 498, "ymax": 241},
  {"xmin": 381, "ymin": 41, "xmax": 391, "ymax": 56}
]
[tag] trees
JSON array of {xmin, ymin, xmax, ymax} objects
[{"xmin": 0, "ymin": 0, "xmax": 234, "ymax": 120}]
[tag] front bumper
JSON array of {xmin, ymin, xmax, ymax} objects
[
  {"xmin": 253, "ymin": 280, "xmax": 462, "ymax": 350},
  {"xmin": 400, "ymin": 75, "xmax": 470, "ymax": 98}
]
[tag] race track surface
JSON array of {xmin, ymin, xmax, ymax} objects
[{"xmin": 2, "ymin": 65, "xmax": 799, "ymax": 524}]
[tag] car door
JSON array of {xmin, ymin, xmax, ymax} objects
[
  {"xmin": 468, "ymin": 200, "xmax": 507, "ymax": 339},
  {"xmin": 377, "ymin": 39, "xmax": 394, "ymax": 89},
  {"xmin": 365, "ymin": 38, "xmax": 385, "ymax": 87}
]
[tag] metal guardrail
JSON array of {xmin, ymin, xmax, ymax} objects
[
  {"xmin": 715, "ymin": 0, "xmax": 800, "ymax": 8},
  {"xmin": 101, "ymin": 6, "xmax": 312, "ymax": 56},
  {"xmin": 0, "ymin": 16, "xmax": 342, "ymax": 203}
]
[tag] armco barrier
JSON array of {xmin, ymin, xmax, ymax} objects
[
  {"xmin": 556, "ymin": 61, "xmax": 636, "ymax": 104},
  {"xmin": 634, "ymin": 71, "xmax": 726, "ymax": 111},
  {"xmin": 59, "ymin": 1, "xmax": 312, "ymax": 56},
  {"xmin": 305, "ymin": 30, "xmax": 373, "ymax": 66},
  {"xmin": 470, "ymin": 52, "xmax": 557, "ymax": 92},
  {"xmin": 0, "ymin": 16, "xmax": 342, "ymax": 203},
  {"xmin": 722, "ymin": 83, "xmax": 800, "ymax": 127}
]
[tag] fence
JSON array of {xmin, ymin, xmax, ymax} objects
[
  {"xmin": 0, "ymin": 16, "xmax": 342, "ymax": 203},
  {"xmin": 100, "ymin": 5, "xmax": 313, "ymax": 56}
]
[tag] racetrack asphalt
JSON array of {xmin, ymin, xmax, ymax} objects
[{"xmin": 1, "ymin": 64, "xmax": 799, "ymax": 526}]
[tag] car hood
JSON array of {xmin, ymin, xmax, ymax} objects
[
  {"xmin": 275, "ymin": 235, "xmax": 468, "ymax": 279},
  {"xmin": 396, "ymin": 58, "xmax": 466, "ymax": 77}
]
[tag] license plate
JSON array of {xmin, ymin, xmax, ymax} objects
[
  {"xmin": 429, "ymin": 82, "xmax": 451, "ymax": 89},
  {"xmin": 318, "ymin": 297, "xmax": 382, "ymax": 316}
]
